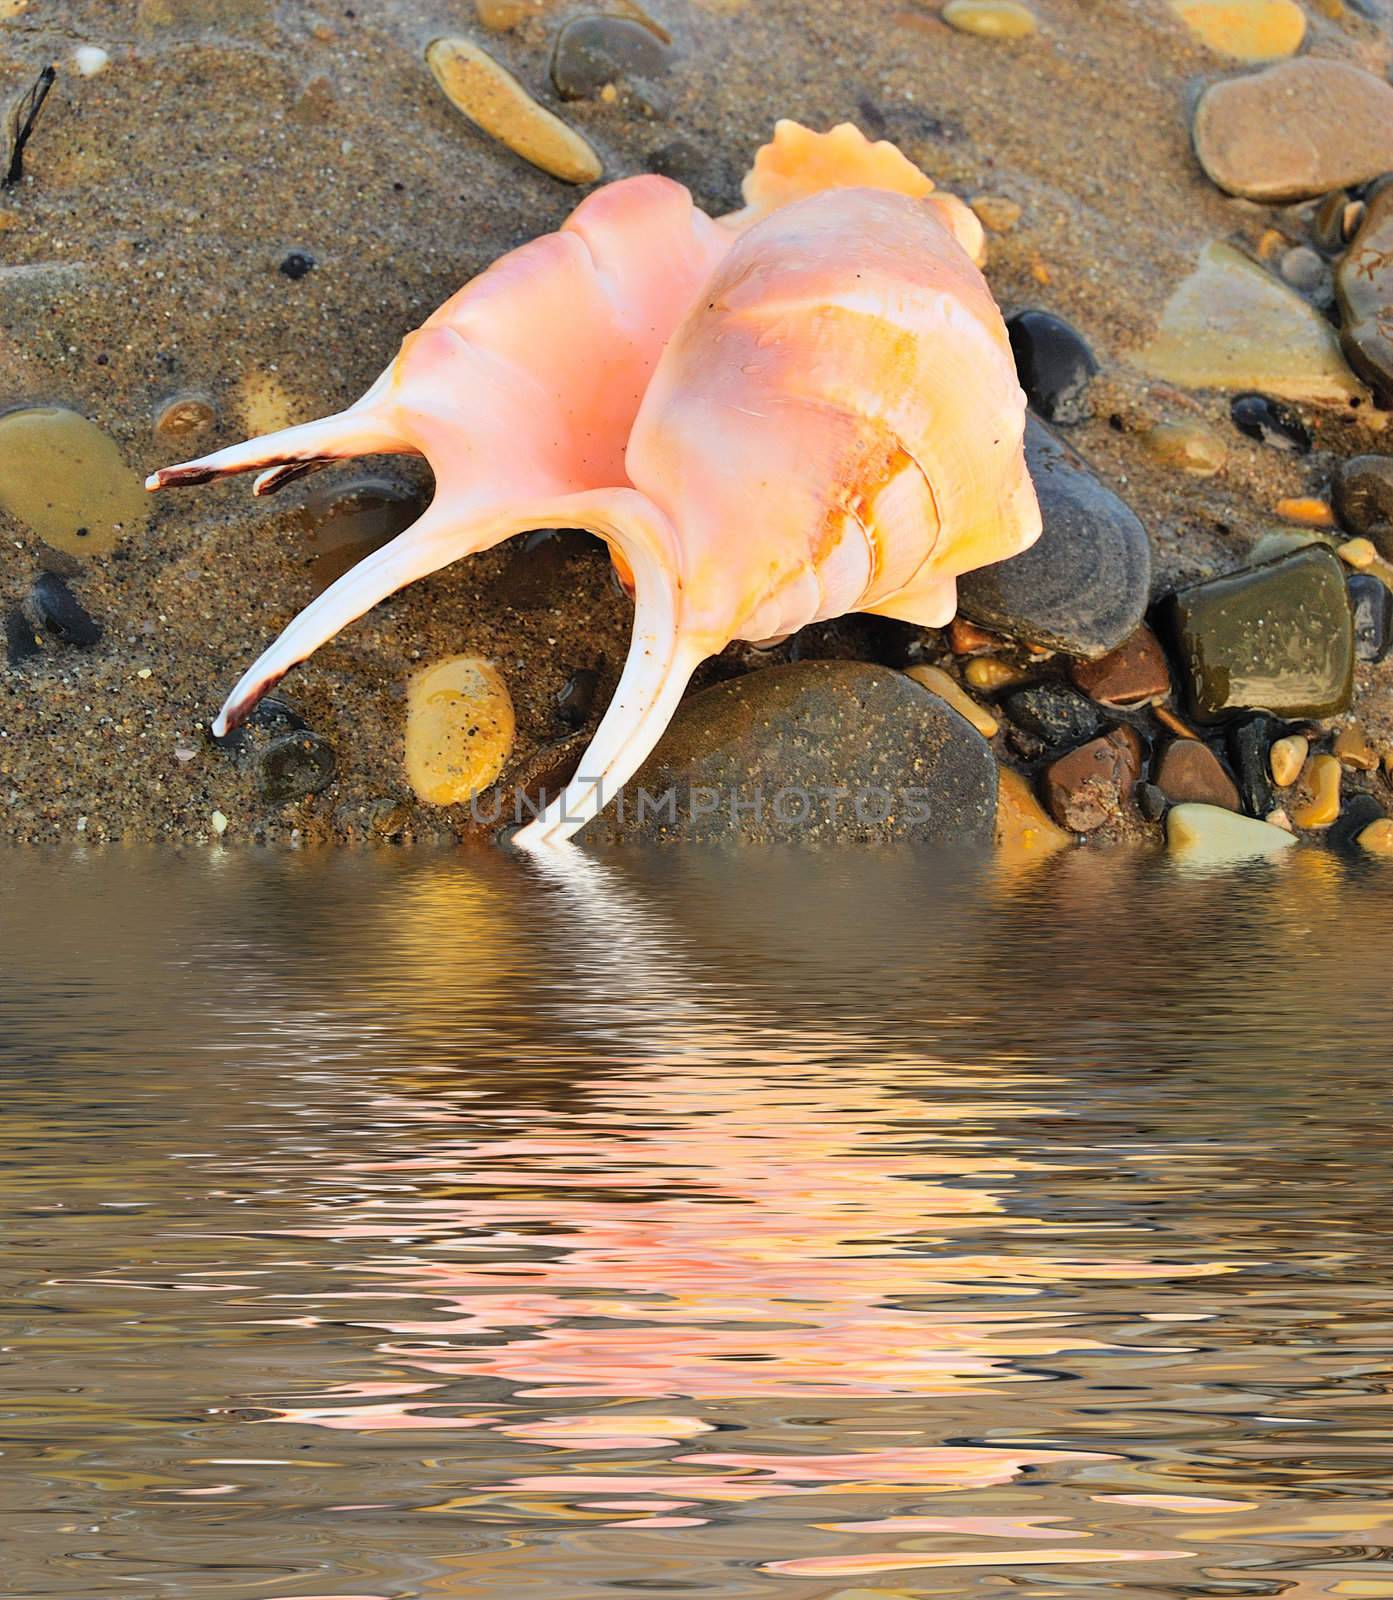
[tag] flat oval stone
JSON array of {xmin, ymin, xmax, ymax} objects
[
  {"xmin": 551, "ymin": 15, "xmax": 671, "ymax": 107},
  {"xmin": 1002, "ymin": 682, "xmax": 1106, "ymax": 746},
  {"xmin": 1007, "ymin": 310, "xmax": 1098, "ymax": 426},
  {"xmin": 405, "ymin": 656, "xmax": 516, "ymax": 805},
  {"xmin": 0, "ymin": 406, "xmax": 148, "ymax": 554},
  {"xmin": 1332, "ymin": 455, "xmax": 1393, "ymax": 554},
  {"xmin": 256, "ymin": 731, "xmax": 337, "ymax": 806},
  {"xmin": 1193, "ymin": 59, "xmax": 1393, "ymax": 203},
  {"xmin": 589, "ymin": 660, "xmax": 998, "ymax": 845},
  {"xmin": 426, "ymin": 36, "xmax": 603, "ymax": 185},
  {"xmin": 1168, "ymin": 0, "xmax": 1305, "ymax": 61},
  {"xmin": 1161, "ymin": 545, "xmax": 1354, "ymax": 723},
  {"xmin": 1141, "ymin": 419, "xmax": 1228, "ymax": 477},
  {"xmin": 942, "ymin": 0, "xmax": 1037, "ymax": 37},
  {"xmin": 957, "ymin": 416, "xmax": 1151, "ymax": 660},
  {"xmin": 1336, "ymin": 187, "xmax": 1393, "ymax": 404},
  {"xmin": 1069, "ymin": 624, "xmax": 1171, "ymax": 707},
  {"xmin": 1133, "ymin": 242, "xmax": 1366, "ymax": 405}
]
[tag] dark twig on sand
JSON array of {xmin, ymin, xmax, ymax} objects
[{"xmin": 5, "ymin": 65, "xmax": 56, "ymax": 188}]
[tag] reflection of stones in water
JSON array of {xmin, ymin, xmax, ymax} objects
[
  {"xmin": 288, "ymin": 476, "xmax": 426, "ymax": 593},
  {"xmin": 0, "ymin": 406, "xmax": 148, "ymax": 555}
]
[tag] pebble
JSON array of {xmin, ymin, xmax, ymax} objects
[
  {"xmin": 1334, "ymin": 723, "xmax": 1378, "ymax": 771},
  {"xmin": 1332, "ymin": 455, "xmax": 1393, "ymax": 555},
  {"xmin": 1275, "ymin": 495, "xmax": 1333, "ymax": 528},
  {"xmin": 154, "ymin": 394, "xmax": 216, "ymax": 441},
  {"xmin": 957, "ymin": 416, "xmax": 1151, "ymax": 659},
  {"xmin": 947, "ymin": 617, "xmax": 1004, "ymax": 654},
  {"xmin": 964, "ymin": 656, "xmax": 1027, "ymax": 693},
  {"xmin": 904, "ymin": 664, "xmax": 1000, "ymax": 738},
  {"xmin": 0, "ymin": 406, "xmax": 149, "ymax": 555},
  {"xmin": 279, "ymin": 250, "xmax": 315, "ymax": 280},
  {"xmin": 970, "ymin": 195, "xmax": 1021, "ymax": 232},
  {"xmin": 1291, "ymin": 752, "xmax": 1341, "ymax": 827},
  {"xmin": 210, "ymin": 809, "xmax": 229, "ymax": 837},
  {"xmin": 1141, "ymin": 419, "xmax": 1227, "ymax": 477},
  {"xmin": 1042, "ymin": 725, "xmax": 1142, "ymax": 833},
  {"xmin": 1163, "ymin": 546, "xmax": 1354, "ymax": 723},
  {"xmin": 425, "ymin": 36, "xmax": 603, "ymax": 185},
  {"xmin": 1356, "ymin": 817, "xmax": 1393, "ymax": 855},
  {"xmin": 590, "ymin": 661, "xmax": 998, "ymax": 846},
  {"xmin": 1348, "ymin": 572, "xmax": 1392, "ymax": 662},
  {"xmin": 1134, "ymin": 242, "xmax": 1365, "ymax": 405},
  {"xmin": 289, "ymin": 477, "xmax": 426, "ymax": 593},
  {"xmin": 256, "ymin": 731, "xmax": 337, "ymax": 805},
  {"xmin": 1192, "ymin": 59, "xmax": 1393, "ymax": 203},
  {"xmin": 1156, "ymin": 738, "xmax": 1240, "ymax": 811},
  {"xmin": 1137, "ymin": 780, "xmax": 1169, "ymax": 821},
  {"xmin": 941, "ymin": 0, "xmax": 1037, "ymax": 36},
  {"xmin": 5, "ymin": 606, "xmax": 42, "ymax": 666},
  {"xmin": 1007, "ymin": 310, "xmax": 1098, "ymax": 427},
  {"xmin": 551, "ymin": 15, "xmax": 671, "ymax": 112},
  {"xmin": 1278, "ymin": 245, "xmax": 1325, "ymax": 293},
  {"xmin": 1002, "ymin": 682, "xmax": 1105, "ymax": 746},
  {"xmin": 29, "ymin": 573, "xmax": 101, "ymax": 646},
  {"xmin": 1269, "ymin": 733, "xmax": 1308, "ymax": 787},
  {"xmin": 1230, "ymin": 393, "xmax": 1310, "ymax": 454},
  {"xmin": 995, "ymin": 767, "xmax": 1073, "ymax": 863},
  {"xmin": 1168, "ymin": 0, "xmax": 1305, "ymax": 60},
  {"xmin": 1069, "ymin": 624, "xmax": 1170, "ymax": 708},
  {"xmin": 1336, "ymin": 187, "xmax": 1393, "ymax": 403},
  {"xmin": 72, "ymin": 44, "xmax": 110, "ymax": 76},
  {"xmin": 556, "ymin": 666, "xmax": 600, "ymax": 729},
  {"xmin": 1166, "ymin": 802, "xmax": 1298, "ymax": 865},
  {"xmin": 1337, "ymin": 536, "xmax": 1376, "ymax": 569},
  {"xmin": 1228, "ymin": 713, "xmax": 1277, "ymax": 817},
  {"xmin": 405, "ymin": 656, "xmax": 516, "ymax": 805}
]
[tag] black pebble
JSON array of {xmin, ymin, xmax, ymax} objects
[
  {"xmin": 1002, "ymin": 682, "xmax": 1106, "ymax": 746},
  {"xmin": 256, "ymin": 731, "xmax": 337, "ymax": 805},
  {"xmin": 1230, "ymin": 393, "xmax": 1311, "ymax": 454},
  {"xmin": 1226, "ymin": 713, "xmax": 1276, "ymax": 819},
  {"xmin": 1332, "ymin": 455, "xmax": 1393, "ymax": 552},
  {"xmin": 1136, "ymin": 781, "xmax": 1168, "ymax": 822},
  {"xmin": 279, "ymin": 251, "xmax": 315, "ymax": 280},
  {"xmin": 1328, "ymin": 791, "xmax": 1388, "ymax": 852},
  {"xmin": 556, "ymin": 668, "xmax": 600, "ymax": 730},
  {"xmin": 30, "ymin": 573, "xmax": 101, "ymax": 646},
  {"xmin": 1007, "ymin": 310, "xmax": 1099, "ymax": 426},
  {"xmin": 5, "ymin": 606, "xmax": 41, "ymax": 665},
  {"xmin": 209, "ymin": 694, "xmax": 307, "ymax": 754},
  {"xmin": 1348, "ymin": 573, "xmax": 1393, "ymax": 663}
]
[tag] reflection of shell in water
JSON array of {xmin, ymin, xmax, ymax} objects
[{"xmin": 404, "ymin": 656, "xmax": 515, "ymax": 805}]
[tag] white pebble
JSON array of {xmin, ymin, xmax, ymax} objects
[
  {"xmin": 210, "ymin": 809, "xmax": 228, "ymax": 836},
  {"xmin": 73, "ymin": 45, "xmax": 110, "ymax": 77}
]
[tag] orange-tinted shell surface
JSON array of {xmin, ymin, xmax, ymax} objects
[{"xmin": 148, "ymin": 121, "xmax": 1039, "ymax": 847}]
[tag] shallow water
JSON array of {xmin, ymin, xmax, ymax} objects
[{"xmin": 5, "ymin": 848, "xmax": 1393, "ymax": 1599}]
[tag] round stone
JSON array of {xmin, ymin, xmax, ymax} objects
[
  {"xmin": 969, "ymin": 194, "xmax": 1021, "ymax": 232},
  {"xmin": 1333, "ymin": 456, "xmax": 1393, "ymax": 553},
  {"xmin": 551, "ymin": 15, "xmax": 671, "ymax": 108},
  {"xmin": 942, "ymin": 0, "xmax": 1037, "ymax": 37},
  {"xmin": 1168, "ymin": 0, "xmax": 1305, "ymax": 61},
  {"xmin": 1002, "ymin": 683, "xmax": 1106, "ymax": 746},
  {"xmin": 29, "ymin": 572, "xmax": 101, "ymax": 646},
  {"xmin": 1155, "ymin": 738, "xmax": 1240, "ymax": 811},
  {"xmin": 256, "ymin": 731, "xmax": 337, "ymax": 805},
  {"xmin": 1193, "ymin": 58, "xmax": 1393, "ymax": 203},
  {"xmin": 1141, "ymin": 418, "xmax": 1227, "ymax": 476},
  {"xmin": 0, "ymin": 406, "xmax": 148, "ymax": 555},
  {"xmin": 154, "ymin": 393, "xmax": 216, "ymax": 440},
  {"xmin": 404, "ymin": 656, "xmax": 516, "ymax": 806},
  {"xmin": 1007, "ymin": 309, "xmax": 1098, "ymax": 426},
  {"xmin": 957, "ymin": 416, "xmax": 1151, "ymax": 659}
]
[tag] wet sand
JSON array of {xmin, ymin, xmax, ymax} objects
[{"xmin": 2, "ymin": 0, "xmax": 1391, "ymax": 843}]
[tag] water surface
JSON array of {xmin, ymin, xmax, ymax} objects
[{"xmin": 4, "ymin": 848, "xmax": 1393, "ymax": 1598}]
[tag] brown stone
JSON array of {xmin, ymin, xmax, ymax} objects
[
  {"xmin": 1069, "ymin": 624, "xmax": 1170, "ymax": 707},
  {"xmin": 1042, "ymin": 725, "xmax": 1142, "ymax": 832},
  {"xmin": 948, "ymin": 616, "xmax": 1003, "ymax": 654},
  {"xmin": 1155, "ymin": 738, "xmax": 1240, "ymax": 811}
]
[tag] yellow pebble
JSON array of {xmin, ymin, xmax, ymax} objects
[
  {"xmin": 1356, "ymin": 817, "xmax": 1393, "ymax": 855},
  {"xmin": 426, "ymin": 36, "xmax": 603, "ymax": 184},
  {"xmin": 969, "ymin": 194, "xmax": 1022, "ymax": 232},
  {"xmin": 1269, "ymin": 733, "xmax": 1308, "ymax": 787},
  {"xmin": 905, "ymin": 664, "xmax": 1000, "ymax": 738},
  {"xmin": 995, "ymin": 766, "xmax": 1073, "ymax": 863},
  {"xmin": 1334, "ymin": 723, "xmax": 1378, "ymax": 771},
  {"xmin": 1338, "ymin": 536, "xmax": 1377, "ymax": 569},
  {"xmin": 1291, "ymin": 753, "xmax": 1341, "ymax": 828},
  {"xmin": 942, "ymin": 0, "xmax": 1037, "ymax": 36},
  {"xmin": 964, "ymin": 656, "xmax": 1026, "ymax": 693},
  {"xmin": 1257, "ymin": 228, "xmax": 1286, "ymax": 261},
  {"xmin": 1275, "ymin": 495, "xmax": 1334, "ymax": 528},
  {"xmin": 404, "ymin": 655, "xmax": 516, "ymax": 805}
]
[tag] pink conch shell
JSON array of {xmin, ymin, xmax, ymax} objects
[{"xmin": 147, "ymin": 120, "xmax": 1038, "ymax": 847}]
